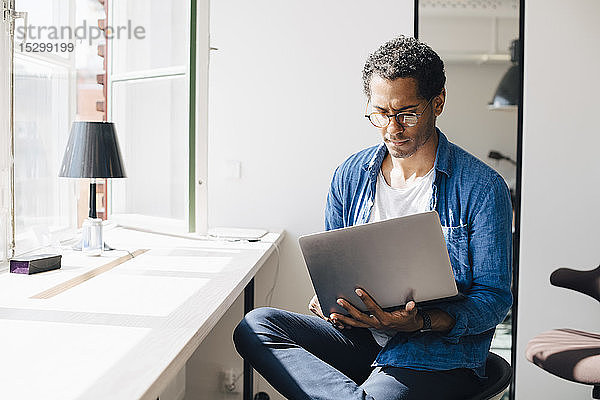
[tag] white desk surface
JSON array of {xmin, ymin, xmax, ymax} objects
[{"xmin": 0, "ymin": 227, "xmax": 284, "ymax": 400}]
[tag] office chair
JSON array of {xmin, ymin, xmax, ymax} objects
[
  {"xmin": 525, "ymin": 265, "xmax": 600, "ymax": 399},
  {"xmin": 465, "ymin": 352, "xmax": 512, "ymax": 400}
]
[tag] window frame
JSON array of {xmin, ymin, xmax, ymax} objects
[
  {"xmin": 106, "ymin": 0, "xmax": 208, "ymax": 234},
  {"xmin": 11, "ymin": 0, "xmax": 78, "ymax": 255},
  {"xmin": 0, "ymin": 0, "xmax": 15, "ymax": 263}
]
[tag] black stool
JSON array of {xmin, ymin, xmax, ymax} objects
[{"xmin": 465, "ymin": 352, "xmax": 512, "ymax": 400}]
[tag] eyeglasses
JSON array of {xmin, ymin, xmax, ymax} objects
[{"xmin": 364, "ymin": 97, "xmax": 434, "ymax": 129}]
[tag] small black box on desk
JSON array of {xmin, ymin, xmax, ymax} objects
[{"xmin": 10, "ymin": 254, "xmax": 62, "ymax": 275}]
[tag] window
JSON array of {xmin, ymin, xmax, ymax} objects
[
  {"xmin": 13, "ymin": 57, "xmax": 74, "ymax": 250},
  {"xmin": 1, "ymin": 0, "xmax": 206, "ymax": 260},
  {"xmin": 0, "ymin": 2, "xmax": 13, "ymax": 261},
  {"xmin": 108, "ymin": 0, "xmax": 194, "ymax": 232},
  {"xmin": 11, "ymin": 0, "xmax": 117, "ymax": 254},
  {"xmin": 12, "ymin": 0, "xmax": 79, "ymax": 253}
]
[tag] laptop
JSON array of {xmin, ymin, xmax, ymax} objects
[{"xmin": 299, "ymin": 211, "xmax": 461, "ymax": 316}]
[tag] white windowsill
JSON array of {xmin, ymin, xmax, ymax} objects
[{"xmin": 109, "ymin": 214, "xmax": 190, "ymax": 235}]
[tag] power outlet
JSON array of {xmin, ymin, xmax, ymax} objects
[{"xmin": 220, "ymin": 368, "xmax": 242, "ymax": 393}]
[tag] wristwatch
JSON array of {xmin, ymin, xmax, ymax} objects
[{"xmin": 418, "ymin": 310, "xmax": 432, "ymax": 333}]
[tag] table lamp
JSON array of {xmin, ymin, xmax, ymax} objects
[{"xmin": 59, "ymin": 121, "xmax": 126, "ymax": 255}]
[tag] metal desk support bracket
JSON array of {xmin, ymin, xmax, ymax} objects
[{"xmin": 243, "ymin": 278, "xmax": 255, "ymax": 400}]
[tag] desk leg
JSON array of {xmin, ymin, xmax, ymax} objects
[{"xmin": 243, "ymin": 278, "xmax": 254, "ymax": 400}]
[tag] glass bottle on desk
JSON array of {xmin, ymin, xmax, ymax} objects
[{"xmin": 82, "ymin": 217, "xmax": 103, "ymax": 256}]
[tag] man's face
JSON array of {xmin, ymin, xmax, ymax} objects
[{"xmin": 369, "ymin": 75, "xmax": 444, "ymax": 159}]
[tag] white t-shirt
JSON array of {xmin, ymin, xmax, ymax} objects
[{"xmin": 368, "ymin": 167, "xmax": 435, "ymax": 347}]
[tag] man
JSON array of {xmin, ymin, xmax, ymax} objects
[{"xmin": 233, "ymin": 36, "xmax": 512, "ymax": 400}]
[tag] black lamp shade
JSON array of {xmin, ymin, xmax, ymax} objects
[
  {"xmin": 59, "ymin": 121, "xmax": 126, "ymax": 178},
  {"xmin": 489, "ymin": 64, "xmax": 520, "ymax": 107}
]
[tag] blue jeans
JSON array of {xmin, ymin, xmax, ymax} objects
[{"xmin": 233, "ymin": 307, "xmax": 483, "ymax": 400}]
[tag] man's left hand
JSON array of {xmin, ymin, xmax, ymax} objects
[{"xmin": 330, "ymin": 288, "xmax": 423, "ymax": 332}]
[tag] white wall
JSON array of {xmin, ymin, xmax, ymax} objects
[
  {"xmin": 516, "ymin": 0, "xmax": 600, "ymax": 398},
  {"xmin": 207, "ymin": 0, "xmax": 413, "ymax": 315},
  {"xmin": 187, "ymin": 2, "xmax": 414, "ymax": 399}
]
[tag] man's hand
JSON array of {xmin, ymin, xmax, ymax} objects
[
  {"xmin": 308, "ymin": 295, "xmax": 327, "ymax": 320},
  {"xmin": 330, "ymin": 289, "xmax": 423, "ymax": 332},
  {"xmin": 309, "ymin": 295, "xmax": 350, "ymax": 329}
]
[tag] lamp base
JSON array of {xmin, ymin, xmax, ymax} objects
[
  {"xmin": 71, "ymin": 240, "xmax": 114, "ymax": 252},
  {"xmin": 82, "ymin": 217, "xmax": 103, "ymax": 256}
]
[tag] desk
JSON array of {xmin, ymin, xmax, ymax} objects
[{"xmin": 0, "ymin": 227, "xmax": 284, "ymax": 400}]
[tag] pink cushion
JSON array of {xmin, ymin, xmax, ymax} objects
[{"xmin": 526, "ymin": 329, "xmax": 600, "ymax": 385}]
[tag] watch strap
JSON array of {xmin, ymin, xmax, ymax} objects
[{"xmin": 418, "ymin": 310, "xmax": 432, "ymax": 332}]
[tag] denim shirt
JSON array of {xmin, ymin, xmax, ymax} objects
[{"xmin": 324, "ymin": 129, "xmax": 513, "ymax": 376}]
